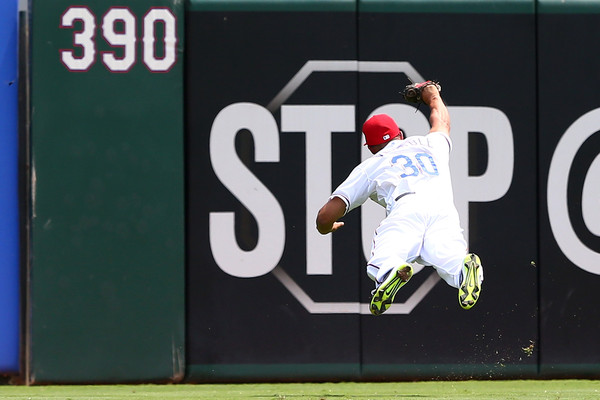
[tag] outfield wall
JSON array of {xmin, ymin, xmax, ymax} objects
[
  {"xmin": 185, "ymin": 0, "xmax": 538, "ymax": 382},
  {"xmin": 537, "ymin": 0, "xmax": 600, "ymax": 378},
  {"xmin": 20, "ymin": 0, "xmax": 600, "ymax": 383},
  {"xmin": 185, "ymin": 0, "xmax": 600, "ymax": 381},
  {"xmin": 26, "ymin": 0, "xmax": 185, "ymax": 384}
]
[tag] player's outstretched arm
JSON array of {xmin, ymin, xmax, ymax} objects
[
  {"xmin": 316, "ymin": 196, "xmax": 346, "ymax": 234},
  {"xmin": 422, "ymin": 85, "xmax": 450, "ymax": 135}
]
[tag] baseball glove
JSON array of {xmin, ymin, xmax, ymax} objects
[{"xmin": 401, "ymin": 80, "xmax": 442, "ymax": 104}]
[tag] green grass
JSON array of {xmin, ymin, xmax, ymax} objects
[{"xmin": 0, "ymin": 380, "xmax": 598, "ymax": 400}]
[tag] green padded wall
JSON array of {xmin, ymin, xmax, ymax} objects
[
  {"xmin": 538, "ymin": 0, "xmax": 600, "ymax": 13},
  {"xmin": 28, "ymin": 0, "xmax": 185, "ymax": 383},
  {"xmin": 359, "ymin": 0, "xmax": 533, "ymax": 13},
  {"xmin": 188, "ymin": 0, "xmax": 355, "ymax": 11}
]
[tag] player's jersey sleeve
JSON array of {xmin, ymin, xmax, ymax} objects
[
  {"xmin": 331, "ymin": 164, "xmax": 373, "ymax": 215},
  {"xmin": 427, "ymin": 131, "xmax": 452, "ymax": 157}
]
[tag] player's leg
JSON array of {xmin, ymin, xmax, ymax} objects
[
  {"xmin": 420, "ymin": 238, "xmax": 465, "ymax": 288},
  {"xmin": 420, "ymin": 210, "xmax": 484, "ymax": 309},
  {"xmin": 367, "ymin": 211, "xmax": 424, "ymax": 316}
]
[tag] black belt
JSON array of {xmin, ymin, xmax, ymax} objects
[{"xmin": 394, "ymin": 192, "xmax": 415, "ymax": 202}]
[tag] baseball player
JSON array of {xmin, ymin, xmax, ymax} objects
[{"xmin": 315, "ymin": 81, "xmax": 483, "ymax": 316}]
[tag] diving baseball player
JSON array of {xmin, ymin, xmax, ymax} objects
[{"xmin": 315, "ymin": 81, "xmax": 483, "ymax": 316}]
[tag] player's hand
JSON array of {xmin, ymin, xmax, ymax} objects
[
  {"xmin": 316, "ymin": 197, "xmax": 347, "ymax": 234},
  {"xmin": 421, "ymin": 84, "xmax": 441, "ymax": 105},
  {"xmin": 329, "ymin": 221, "xmax": 345, "ymax": 233},
  {"xmin": 401, "ymin": 80, "xmax": 441, "ymax": 105}
]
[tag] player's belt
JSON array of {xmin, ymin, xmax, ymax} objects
[{"xmin": 394, "ymin": 192, "xmax": 415, "ymax": 202}]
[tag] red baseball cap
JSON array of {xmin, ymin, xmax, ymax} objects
[{"xmin": 362, "ymin": 114, "xmax": 402, "ymax": 146}]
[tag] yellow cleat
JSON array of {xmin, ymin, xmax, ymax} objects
[
  {"xmin": 370, "ymin": 264, "xmax": 413, "ymax": 316},
  {"xmin": 458, "ymin": 253, "xmax": 484, "ymax": 310}
]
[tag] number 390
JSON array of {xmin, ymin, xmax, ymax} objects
[{"xmin": 60, "ymin": 6, "xmax": 177, "ymax": 73}]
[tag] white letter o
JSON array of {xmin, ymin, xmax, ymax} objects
[{"xmin": 548, "ymin": 108, "xmax": 600, "ymax": 275}]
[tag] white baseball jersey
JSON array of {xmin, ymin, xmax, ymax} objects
[
  {"xmin": 331, "ymin": 131, "xmax": 467, "ymax": 288},
  {"xmin": 332, "ymin": 132, "xmax": 454, "ymax": 215}
]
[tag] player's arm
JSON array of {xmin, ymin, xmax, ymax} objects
[
  {"xmin": 316, "ymin": 196, "xmax": 347, "ymax": 235},
  {"xmin": 422, "ymin": 84, "xmax": 450, "ymax": 135}
]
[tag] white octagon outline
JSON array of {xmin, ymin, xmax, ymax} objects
[{"xmin": 268, "ymin": 60, "xmax": 441, "ymax": 315}]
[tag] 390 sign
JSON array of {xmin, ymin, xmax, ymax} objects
[{"xmin": 60, "ymin": 6, "xmax": 178, "ymax": 73}]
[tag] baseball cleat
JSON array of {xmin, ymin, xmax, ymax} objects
[
  {"xmin": 458, "ymin": 253, "xmax": 484, "ymax": 310},
  {"xmin": 370, "ymin": 264, "xmax": 413, "ymax": 316}
]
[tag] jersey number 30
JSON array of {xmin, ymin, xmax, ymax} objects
[{"xmin": 392, "ymin": 153, "xmax": 439, "ymax": 178}]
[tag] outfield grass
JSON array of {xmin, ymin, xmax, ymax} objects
[{"xmin": 0, "ymin": 380, "xmax": 598, "ymax": 400}]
